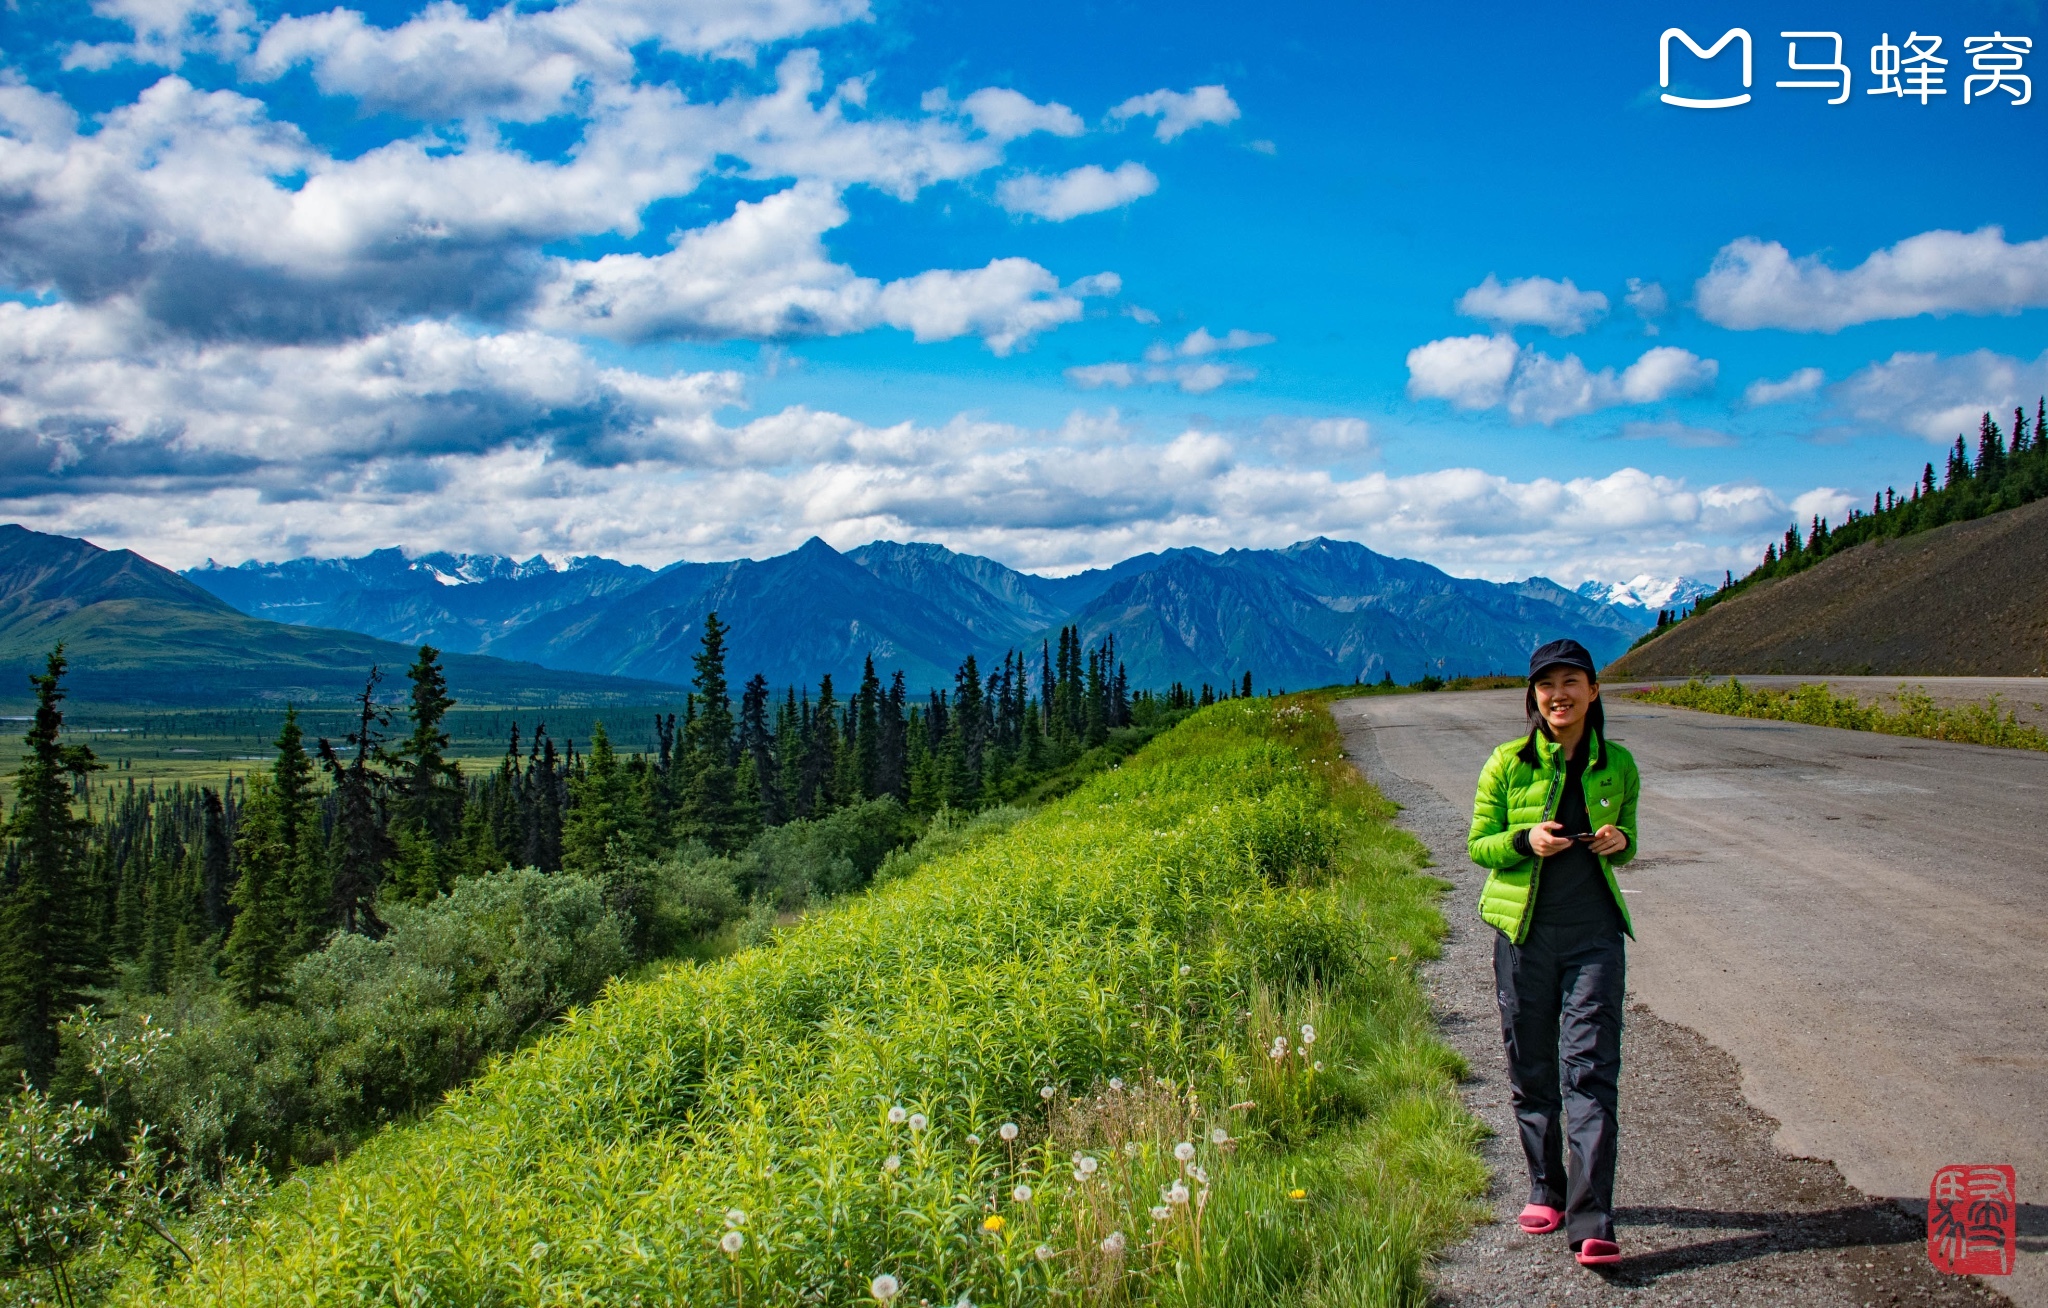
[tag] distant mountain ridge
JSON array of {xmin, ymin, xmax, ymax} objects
[
  {"xmin": 1576, "ymin": 574, "xmax": 1718, "ymax": 615},
  {"xmin": 0, "ymin": 526, "xmax": 681, "ymax": 705},
  {"xmin": 187, "ymin": 535, "xmax": 1652, "ymax": 692}
]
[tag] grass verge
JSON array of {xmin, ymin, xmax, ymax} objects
[
  {"xmin": 123, "ymin": 697, "xmax": 1485, "ymax": 1307},
  {"xmin": 1627, "ymin": 678, "xmax": 2048, "ymax": 752}
]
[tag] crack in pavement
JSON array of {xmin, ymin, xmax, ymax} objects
[{"xmin": 1334, "ymin": 696, "xmax": 2013, "ymax": 1307}]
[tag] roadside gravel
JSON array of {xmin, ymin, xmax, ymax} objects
[{"xmin": 1336, "ymin": 703, "xmax": 2012, "ymax": 1307}]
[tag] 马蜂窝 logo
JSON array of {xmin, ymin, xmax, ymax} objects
[{"xmin": 1661, "ymin": 27, "xmax": 1753, "ymax": 108}]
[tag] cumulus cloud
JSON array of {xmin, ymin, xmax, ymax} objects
[
  {"xmin": 1696, "ymin": 227, "xmax": 2048, "ymax": 332},
  {"xmin": 1624, "ymin": 277, "xmax": 1668, "ymax": 334},
  {"xmin": 0, "ymin": 316, "xmax": 1793, "ymax": 583},
  {"xmin": 1154, "ymin": 327, "xmax": 1275, "ymax": 358},
  {"xmin": 1456, "ymin": 274, "xmax": 1608, "ymax": 336},
  {"xmin": 246, "ymin": 0, "xmax": 871, "ymax": 119},
  {"xmin": 1106, "ymin": 85, "xmax": 1240, "ymax": 141},
  {"xmin": 997, "ymin": 162, "xmax": 1158, "ymax": 220},
  {"xmin": 1742, "ymin": 367, "xmax": 1825, "ymax": 407},
  {"xmin": 955, "ymin": 87, "xmax": 1085, "ymax": 142},
  {"xmin": 1406, "ymin": 335, "xmax": 1717, "ymax": 424},
  {"xmin": 64, "ymin": 0, "xmax": 256, "ymax": 71},
  {"xmin": 1067, "ymin": 326, "xmax": 1272, "ymax": 393},
  {"xmin": 1833, "ymin": 348, "xmax": 2048, "ymax": 442}
]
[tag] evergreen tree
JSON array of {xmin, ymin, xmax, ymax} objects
[
  {"xmin": 0, "ymin": 648, "xmax": 103, "ymax": 1084},
  {"xmin": 877, "ymin": 671, "xmax": 908, "ymax": 801},
  {"xmin": 195, "ymin": 787, "xmax": 233, "ymax": 937},
  {"xmin": 738, "ymin": 674, "xmax": 781, "ymax": 826},
  {"xmin": 563, "ymin": 723, "xmax": 643, "ymax": 871},
  {"xmin": 388, "ymin": 646, "xmax": 463, "ymax": 901},
  {"xmin": 223, "ymin": 710, "xmax": 322, "ymax": 1003},
  {"xmin": 680, "ymin": 615, "xmax": 745, "ymax": 850},
  {"xmin": 318, "ymin": 671, "xmax": 395, "ymax": 936},
  {"xmin": 851, "ymin": 656, "xmax": 881, "ymax": 801}
]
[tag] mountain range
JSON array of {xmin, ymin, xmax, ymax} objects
[
  {"xmin": 0, "ymin": 526, "xmax": 679, "ymax": 705},
  {"xmin": 1575, "ymin": 574, "xmax": 1719, "ymax": 615},
  {"xmin": 186, "ymin": 536, "xmax": 1655, "ymax": 693}
]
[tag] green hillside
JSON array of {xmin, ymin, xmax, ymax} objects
[
  {"xmin": 0, "ymin": 525, "xmax": 677, "ymax": 704},
  {"xmin": 125, "ymin": 698, "xmax": 1483, "ymax": 1307}
]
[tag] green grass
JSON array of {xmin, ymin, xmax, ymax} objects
[
  {"xmin": 1628, "ymin": 678, "xmax": 2048, "ymax": 752},
  {"xmin": 120, "ymin": 697, "xmax": 1485, "ymax": 1307}
]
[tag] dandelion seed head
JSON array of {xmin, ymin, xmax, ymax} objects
[
  {"xmin": 999, "ymin": 1122, "xmax": 1019, "ymax": 1141},
  {"xmin": 1165, "ymin": 1180, "xmax": 1190, "ymax": 1205},
  {"xmin": 870, "ymin": 1273, "xmax": 901, "ymax": 1302},
  {"xmin": 883, "ymin": 1154, "xmax": 901, "ymax": 1173},
  {"xmin": 1012, "ymin": 1183, "xmax": 1033, "ymax": 1203},
  {"xmin": 1108, "ymin": 1077, "xmax": 1124, "ymax": 1092},
  {"xmin": 720, "ymin": 1230, "xmax": 745, "ymax": 1254},
  {"xmin": 908, "ymin": 1113, "xmax": 928, "ymax": 1132},
  {"xmin": 1150, "ymin": 1205, "xmax": 1172, "ymax": 1221},
  {"xmin": 1187, "ymin": 1164, "xmax": 1208, "ymax": 1185},
  {"xmin": 725, "ymin": 1208, "xmax": 747, "ymax": 1228},
  {"xmin": 1035, "ymin": 1244, "xmax": 1055, "ymax": 1262},
  {"xmin": 887, "ymin": 1105, "xmax": 907, "ymax": 1125},
  {"xmin": 965, "ymin": 1133, "xmax": 980, "ymax": 1146},
  {"xmin": 1040, "ymin": 1085, "xmax": 1055, "ymax": 1101},
  {"xmin": 1123, "ymin": 1140, "xmax": 1140, "ymax": 1157},
  {"xmin": 956, "ymin": 1296, "xmax": 973, "ymax": 1308},
  {"xmin": 1071, "ymin": 1150, "xmax": 1085, "ymax": 1165},
  {"xmin": 1178, "ymin": 964, "xmax": 1192, "ymax": 977},
  {"xmin": 1299, "ymin": 1024, "xmax": 1316, "ymax": 1045},
  {"xmin": 1210, "ymin": 1127, "xmax": 1229, "ymax": 1145},
  {"xmin": 1079, "ymin": 1155, "xmax": 1099, "ymax": 1175},
  {"xmin": 1313, "ymin": 1060, "xmax": 1325, "ymax": 1072},
  {"xmin": 1173, "ymin": 1141, "xmax": 1195, "ymax": 1162},
  {"xmin": 1100, "ymin": 1231, "xmax": 1125, "ymax": 1254}
]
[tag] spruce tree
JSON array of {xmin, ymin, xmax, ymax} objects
[
  {"xmin": 680, "ymin": 615, "xmax": 744, "ymax": 850},
  {"xmin": 318, "ymin": 671, "xmax": 395, "ymax": 935},
  {"xmin": 0, "ymin": 648, "xmax": 103, "ymax": 1085},
  {"xmin": 852, "ymin": 656, "xmax": 881, "ymax": 801},
  {"xmin": 388, "ymin": 646, "xmax": 463, "ymax": 901},
  {"xmin": 223, "ymin": 709, "xmax": 321, "ymax": 1003},
  {"xmin": 563, "ymin": 723, "xmax": 644, "ymax": 871}
]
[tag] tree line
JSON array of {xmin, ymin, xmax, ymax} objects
[{"xmin": 1673, "ymin": 399, "xmax": 2048, "ymax": 627}]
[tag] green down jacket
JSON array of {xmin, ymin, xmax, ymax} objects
[{"xmin": 1467, "ymin": 731, "xmax": 1640, "ymax": 944}]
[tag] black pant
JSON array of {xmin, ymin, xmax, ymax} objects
[{"xmin": 1494, "ymin": 921, "xmax": 1625, "ymax": 1245}]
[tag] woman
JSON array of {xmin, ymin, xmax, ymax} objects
[{"xmin": 1467, "ymin": 637, "xmax": 1639, "ymax": 1267}]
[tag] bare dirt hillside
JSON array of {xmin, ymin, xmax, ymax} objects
[{"xmin": 1608, "ymin": 496, "xmax": 2048, "ymax": 677}]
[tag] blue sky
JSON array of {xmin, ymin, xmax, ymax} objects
[{"xmin": 0, "ymin": 0, "xmax": 2042, "ymax": 586}]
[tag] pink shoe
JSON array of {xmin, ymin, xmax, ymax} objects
[
  {"xmin": 1574, "ymin": 1238, "xmax": 1621, "ymax": 1266},
  {"xmin": 1517, "ymin": 1204, "xmax": 1563, "ymax": 1234}
]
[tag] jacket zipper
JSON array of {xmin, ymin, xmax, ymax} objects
[{"xmin": 1515, "ymin": 753, "xmax": 1565, "ymax": 943}]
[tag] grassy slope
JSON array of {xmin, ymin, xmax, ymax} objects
[
  {"xmin": 1626, "ymin": 679, "xmax": 2048, "ymax": 752},
  {"xmin": 1609, "ymin": 496, "xmax": 2048, "ymax": 678},
  {"xmin": 126, "ymin": 698, "xmax": 1484, "ymax": 1307}
]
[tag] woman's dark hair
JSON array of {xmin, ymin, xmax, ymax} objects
[{"xmin": 1518, "ymin": 672, "xmax": 1606, "ymax": 769}]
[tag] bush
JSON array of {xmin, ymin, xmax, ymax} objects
[
  {"xmin": 126, "ymin": 699, "xmax": 1484, "ymax": 1308},
  {"xmin": 1631, "ymin": 678, "xmax": 2048, "ymax": 752}
]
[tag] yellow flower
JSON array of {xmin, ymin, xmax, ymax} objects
[
  {"xmin": 1288, "ymin": 1188, "xmax": 1307, "ymax": 1202},
  {"xmin": 982, "ymin": 1214, "xmax": 1006, "ymax": 1233}
]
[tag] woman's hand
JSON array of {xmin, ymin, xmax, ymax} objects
[
  {"xmin": 1527, "ymin": 821, "xmax": 1575, "ymax": 857},
  {"xmin": 1588, "ymin": 824, "xmax": 1628, "ymax": 857}
]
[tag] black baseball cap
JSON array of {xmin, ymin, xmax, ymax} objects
[{"xmin": 1528, "ymin": 638, "xmax": 1597, "ymax": 682}]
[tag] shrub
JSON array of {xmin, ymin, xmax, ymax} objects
[{"xmin": 1630, "ymin": 679, "xmax": 2048, "ymax": 752}]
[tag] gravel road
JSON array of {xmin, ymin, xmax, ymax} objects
[{"xmin": 1333, "ymin": 691, "xmax": 2033, "ymax": 1306}]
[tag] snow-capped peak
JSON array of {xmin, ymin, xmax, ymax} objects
[{"xmin": 1576, "ymin": 574, "xmax": 1717, "ymax": 612}]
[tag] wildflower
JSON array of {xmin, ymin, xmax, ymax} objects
[
  {"xmin": 721, "ymin": 1230, "xmax": 745, "ymax": 1255},
  {"xmin": 1123, "ymin": 1141, "xmax": 1140, "ymax": 1157},
  {"xmin": 1012, "ymin": 1184, "xmax": 1033, "ymax": 1203},
  {"xmin": 1100, "ymin": 1231, "xmax": 1125, "ymax": 1255},
  {"xmin": 1173, "ymin": 1141, "xmax": 1195, "ymax": 1163},
  {"xmin": 1178, "ymin": 964, "xmax": 1192, "ymax": 977},
  {"xmin": 1164, "ymin": 1180, "xmax": 1190, "ymax": 1205},
  {"xmin": 1040, "ymin": 1085, "xmax": 1056, "ymax": 1101},
  {"xmin": 1186, "ymin": 1165, "xmax": 1208, "ymax": 1185},
  {"xmin": 1078, "ymin": 1155, "xmax": 1099, "ymax": 1175},
  {"xmin": 1209, "ymin": 1127, "xmax": 1229, "ymax": 1145},
  {"xmin": 966, "ymin": 1133, "xmax": 980, "ymax": 1146},
  {"xmin": 1300, "ymin": 1023, "xmax": 1316, "ymax": 1045},
  {"xmin": 725, "ymin": 1208, "xmax": 747, "ymax": 1227},
  {"xmin": 1288, "ymin": 1188, "xmax": 1307, "ymax": 1202},
  {"xmin": 871, "ymin": 1273, "xmax": 901, "ymax": 1302},
  {"xmin": 908, "ymin": 1113, "xmax": 928, "ymax": 1133},
  {"xmin": 983, "ymin": 1214, "xmax": 1005, "ymax": 1233},
  {"xmin": 999, "ymin": 1122, "xmax": 1019, "ymax": 1141},
  {"xmin": 1150, "ymin": 1205, "xmax": 1172, "ymax": 1221},
  {"xmin": 887, "ymin": 1105, "xmax": 908, "ymax": 1125},
  {"xmin": 883, "ymin": 1154, "xmax": 901, "ymax": 1173},
  {"xmin": 1035, "ymin": 1245, "xmax": 1056, "ymax": 1262},
  {"xmin": 1108, "ymin": 1077, "xmax": 1124, "ymax": 1092},
  {"xmin": 1313, "ymin": 1061, "xmax": 1324, "ymax": 1072}
]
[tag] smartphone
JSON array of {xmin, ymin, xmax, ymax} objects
[{"xmin": 1563, "ymin": 831, "xmax": 1597, "ymax": 842}]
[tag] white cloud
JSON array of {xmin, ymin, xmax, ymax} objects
[
  {"xmin": 1742, "ymin": 367, "xmax": 1825, "ymax": 407},
  {"xmin": 1618, "ymin": 420, "xmax": 1737, "ymax": 448},
  {"xmin": 1166, "ymin": 327, "xmax": 1274, "ymax": 357},
  {"xmin": 875, "ymin": 264, "xmax": 1119, "ymax": 355},
  {"xmin": 1455, "ymin": 274, "xmax": 1608, "ymax": 336},
  {"xmin": 997, "ymin": 162, "xmax": 1158, "ymax": 221},
  {"xmin": 1406, "ymin": 335, "xmax": 1717, "ymax": 424},
  {"xmin": 1064, "ymin": 360, "xmax": 1255, "ymax": 394},
  {"xmin": 246, "ymin": 0, "xmax": 870, "ymax": 119},
  {"xmin": 1696, "ymin": 227, "xmax": 2048, "ymax": 332},
  {"xmin": 1257, "ymin": 417, "xmax": 1376, "ymax": 462},
  {"xmin": 1624, "ymin": 277, "xmax": 1668, "ymax": 333},
  {"xmin": 1106, "ymin": 85, "xmax": 1240, "ymax": 141},
  {"xmin": 956, "ymin": 87, "xmax": 1084, "ymax": 142},
  {"xmin": 1403, "ymin": 334, "xmax": 1519, "ymax": 409},
  {"xmin": 1833, "ymin": 349, "xmax": 2048, "ymax": 442},
  {"xmin": 64, "ymin": 0, "xmax": 256, "ymax": 71}
]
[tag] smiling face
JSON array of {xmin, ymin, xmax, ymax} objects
[{"xmin": 1532, "ymin": 665, "xmax": 1599, "ymax": 737}]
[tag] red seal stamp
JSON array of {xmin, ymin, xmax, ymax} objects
[{"xmin": 1927, "ymin": 1164, "xmax": 2016, "ymax": 1276}]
